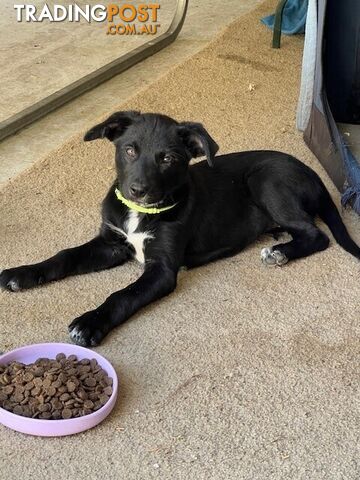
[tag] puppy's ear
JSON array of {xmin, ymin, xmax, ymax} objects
[
  {"xmin": 84, "ymin": 110, "xmax": 140, "ymax": 142},
  {"xmin": 177, "ymin": 122, "xmax": 219, "ymax": 167}
]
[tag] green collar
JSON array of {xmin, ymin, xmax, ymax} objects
[{"xmin": 115, "ymin": 188, "xmax": 177, "ymax": 214}]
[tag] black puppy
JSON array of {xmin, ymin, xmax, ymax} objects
[{"xmin": 1, "ymin": 111, "xmax": 359, "ymax": 346}]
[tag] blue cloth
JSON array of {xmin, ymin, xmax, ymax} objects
[
  {"xmin": 341, "ymin": 142, "xmax": 360, "ymax": 215},
  {"xmin": 261, "ymin": 0, "xmax": 308, "ymax": 35}
]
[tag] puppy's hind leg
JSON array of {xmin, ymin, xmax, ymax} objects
[
  {"xmin": 265, "ymin": 226, "xmax": 288, "ymax": 241},
  {"xmin": 247, "ymin": 177, "xmax": 330, "ymax": 266},
  {"xmin": 261, "ymin": 220, "xmax": 329, "ymax": 266}
]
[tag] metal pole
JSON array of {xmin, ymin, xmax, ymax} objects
[{"xmin": 272, "ymin": 0, "xmax": 287, "ymax": 48}]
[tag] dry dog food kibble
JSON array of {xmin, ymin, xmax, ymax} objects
[{"xmin": 0, "ymin": 354, "xmax": 113, "ymax": 419}]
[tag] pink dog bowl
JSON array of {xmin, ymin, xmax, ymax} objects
[{"xmin": 0, "ymin": 343, "xmax": 118, "ymax": 437}]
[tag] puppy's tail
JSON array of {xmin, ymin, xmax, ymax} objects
[{"xmin": 319, "ymin": 189, "xmax": 360, "ymax": 259}]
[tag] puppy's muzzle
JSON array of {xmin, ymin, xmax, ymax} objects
[{"xmin": 129, "ymin": 183, "xmax": 148, "ymax": 200}]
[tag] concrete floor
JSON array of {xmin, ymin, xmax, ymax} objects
[
  {"xmin": 0, "ymin": 0, "xmax": 263, "ymax": 186},
  {"xmin": 0, "ymin": 0, "xmax": 178, "ymax": 121}
]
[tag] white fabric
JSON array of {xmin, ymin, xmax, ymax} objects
[{"xmin": 296, "ymin": 0, "xmax": 317, "ymax": 131}]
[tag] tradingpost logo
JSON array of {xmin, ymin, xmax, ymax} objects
[{"xmin": 14, "ymin": 3, "xmax": 161, "ymax": 35}]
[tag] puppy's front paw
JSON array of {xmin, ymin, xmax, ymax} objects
[
  {"xmin": 68, "ymin": 309, "xmax": 111, "ymax": 347},
  {"xmin": 0, "ymin": 266, "xmax": 45, "ymax": 292},
  {"xmin": 260, "ymin": 247, "xmax": 288, "ymax": 267}
]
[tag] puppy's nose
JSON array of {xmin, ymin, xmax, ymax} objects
[{"xmin": 129, "ymin": 183, "xmax": 147, "ymax": 199}]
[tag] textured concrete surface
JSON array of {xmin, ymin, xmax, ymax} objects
[
  {"xmin": 0, "ymin": 0, "xmax": 263, "ymax": 186},
  {"xmin": 0, "ymin": 0, "xmax": 177, "ymax": 121},
  {"xmin": 1, "ymin": 1, "xmax": 360, "ymax": 478}
]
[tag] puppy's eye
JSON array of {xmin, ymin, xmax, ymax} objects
[
  {"xmin": 161, "ymin": 154, "xmax": 173, "ymax": 165},
  {"xmin": 125, "ymin": 146, "xmax": 136, "ymax": 158}
]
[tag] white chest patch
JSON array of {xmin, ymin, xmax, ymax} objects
[{"xmin": 106, "ymin": 211, "xmax": 153, "ymax": 263}]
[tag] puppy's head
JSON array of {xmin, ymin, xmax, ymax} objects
[{"xmin": 84, "ymin": 111, "xmax": 219, "ymax": 206}]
